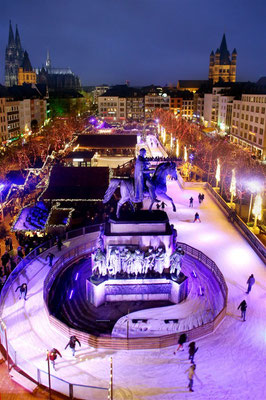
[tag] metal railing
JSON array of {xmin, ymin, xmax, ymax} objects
[
  {"xmin": 42, "ymin": 238, "xmax": 227, "ymax": 350},
  {"xmin": 205, "ymin": 183, "xmax": 266, "ymax": 264},
  {"xmin": 0, "ymin": 223, "xmax": 109, "ymax": 399}
]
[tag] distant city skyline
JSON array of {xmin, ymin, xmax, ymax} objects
[{"xmin": 1, "ymin": 0, "xmax": 266, "ymax": 86}]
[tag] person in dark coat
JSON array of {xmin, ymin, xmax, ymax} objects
[
  {"xmin": 193, "ymin": 212, "xmax": 201, "ymax": 223},
  {"xmin": 238, "ymin": 300, "xmax": 247, "ymax": 321},
  {"xmin": 1, "ymin": 251, "xmax": 10, "ymax": 275},
  {"xmin": 17, "ymin": 246, "xmax": 24, "ymax": 260},
  {"xmin": 46, "ymin": 252, "xmax": 55, "ymax": 267},
  {"xmin": 188, "ymin": 342, "xmax": 198, "ymax": 363},
  {"xmin": 47, "ymin": 348, "xmax": 62, "ymax": 370},
  {"xmin": 174, "ymin": 333, "xmax": 187, "ymax": 353},
  {"xmin": 56, "ymin": 237, "xmax": 63, "ymax": 251},
  {"xmin": 198, "ymin": 193, "xmax": 202, "ymax": 204},
  {"xmin": 15, "ymin": 283, "xmax": 28, "ymax": 300},
  {"xmin": 65, "ymin": 335, "xmax": 81, "ymax": 356},
  {"xmin": 189, "ymin": 197, "xmax": 194, "ymax": 207},
  {"xmin": 246, "ymin": 274, "xmax": 255, "ymax": 294}
]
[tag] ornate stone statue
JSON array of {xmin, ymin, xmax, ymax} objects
[
  {"xmin": 154, "ymin": 247, "xmax": 165, "ymax": 275},
  {"xmin": 133, "ymin": 249, "xmax": 144, "ymax": 275},
  {"xmin": 134, "ymin": 148, "xmax": 158, "ymax": 203},
  {"xmin": 96, "ymin": 224, "xmax": 105, "ymax": 252},
  {"xmin": 120, "ymin": 247, "xmax": 132, "ymax": 274},
  {"xmin": 108, "ymin": 248, "xmax": 121, "ymax": 276},
  {"xmin": 144, "ymin": 247, "xmax": 155, "ymax": 274},
  {"xmin": 92, "ymin": 248, "xmax": 106, "ymax": 276},
  {"xmin": 169, "ymin": 247, "xmax": 184, "ymax": 276}
]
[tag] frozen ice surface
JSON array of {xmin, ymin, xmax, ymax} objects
[{"xmin": 2, "ymin": 175, "xmax": 266, "ymax": 399}]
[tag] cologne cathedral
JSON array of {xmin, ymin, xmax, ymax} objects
[{"xmin": 5, "ymin": 21, "xmax": 25, "ymax": 86}]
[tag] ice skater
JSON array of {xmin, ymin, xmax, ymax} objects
[
  {"xmin": 185, "ymin": 363, "xmax": 197, "ymax": 392},
  {"xmin": 174, "ymin": 333, "xmax": 187, "ymax": 354},
  {"xmin": 46, "ymin": 252, "xmax": 55, "ymax": 267},
  {"xmin": 246, "ymin": 274, "xmax": 255, "ymax": 294},
  {"xmin": 160, "ymin": 201, "xmax": 167, "ymax": 210},
  {"xmin": 198, "ymin": 193, "xmax": 202, "ymax": 204},
  {"xmin": 189, "ymin": 197, "xmax": 194, "ymax": 207},
  {"xmin": 47, "ymin": 348, "xmax": 62, "ymax": 370},
  {"xmin": 193, "ymin": 212, "xmax": 201, "ymax": 223},
  {"xmin": 15, "ymin": 282, "xmax": 28, "ymax": 300},
  {"xmin": 238, "ymin": 300, "xmax": 247, "ymax": 321},
  {"xmin": 65, "ymin": 335, "xmax": 81, "ymax": 356},
  {"xmin": 188, "ymin": 342, "xmax": 198, "ymax": 363}
]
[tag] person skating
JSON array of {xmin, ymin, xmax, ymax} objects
[
  {"xmin": 188, "ymin": 342, "xmax": 198, "ymax": 363},
  {"xmin": 47, "ymin": 348, "xmax": 62, "ymax": 370},
  {"xmin": 65, "ymin": 335, "xmax": 81, "ymax": 356},
  {"xmin": 185, "ymin": 363, "xmax": 197, "ymax": 392},
  {"xmin": 15, "ymin": 283, "xmax": 28, "ymax": 300},
  {"xmin": 46, "ymin": 252, "xmax": 55, "ymax": 267},
  {"xmin": 193, "ymin": 212, "xmax": 201, "ymax": 223},
  {"xmin": 174, "ymin": 333, "xmax": 187, "ymax": 354},
  {"xmin": 189, "ymin": 197, "xmax": 193, "ymax": 207},
  {"xmin": 198, "ymin": 193, "xmax": 202, "ymax": 204},
  {"xmin": 238, "ymin": 300, "xmax": 247, "ymax": 321},
  {"xmin": 161, "ymin": 201, "xmax": 167, "ymax": 210},
  {"xmin": 246, "ymin": 274, "xmax": 255, "ymax": 294}
]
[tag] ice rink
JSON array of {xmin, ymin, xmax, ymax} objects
[{"xmin": 1, "ymin": 138, "xmax": 266, "ymax": 399}]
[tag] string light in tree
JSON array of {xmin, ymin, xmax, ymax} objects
[
  {"xmin": 176, "ymin": 139, "xmax": 180, "ymax": 158},
  {"xmin": 184, "ymin": 146, "xmax": 188, "ymax": 162},
  {"xmin": 230, "ymin": 169, "xmax": 236, "ymax": 206},
  {"xmin": 252, "ymin": 193, "xmax": 262, "ymax": 229},
  {"xmin": 216, "ymin": 158, "xmax": 220, "ymax": 188}
]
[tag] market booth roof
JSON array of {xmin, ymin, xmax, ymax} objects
[
  {"xmin": 41, "ymin": 166, "xmax": 109, "ymax": 201},
  {"xmin": 76, "ymin": 134, "xmax": 137, "ymax": 149}
]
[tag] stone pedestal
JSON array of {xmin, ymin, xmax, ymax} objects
[
  {"xmin": 104, "ymin": 210, "xmax": 172, "ymax": 254},
  {"xmin": 86, "ymin": 276, "xmax": 188, "ymax": 308}
]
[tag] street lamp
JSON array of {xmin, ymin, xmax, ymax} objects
[
  {"xmin": 0, "ymin": 184, "xmax": 4, "ymax": 222},
  {"xmin": 215, "ymin": 159, "xmax": 220, "ymax": 188},
  {"xmin": 247, "ymin": 181, "xmax": 262, "ymax": 223},
  {"xmin": 230, "ymin": 169, "xmax": 236, "ymax": 207}
]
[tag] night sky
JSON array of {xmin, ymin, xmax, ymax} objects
[{"xmin": 1, "ymin": 0, "xmax": 266, "ymax": 86}]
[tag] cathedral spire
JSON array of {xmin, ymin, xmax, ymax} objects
[
  {"xmin": 8, "ymin": 20, "xmax": 15, "ymax": 47},
  {"xmin": 15, "ymin": 24, "xmax": 22, "ymax": 49},
  {"xmin": 46, "ymin": 49, "xmax": 51, "ymax": 68},
  {"xmin": 219, "ymin": 33, "xmax": 230, "ymax": 65}
]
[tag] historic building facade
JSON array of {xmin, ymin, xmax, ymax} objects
[
  {"xmin": 18, "ymin": 51, "xmax": 36, "ymax": 85},
  {"xmin": 208, "ymin": 34, "xmax": 237, "ymax": 84},
  {"xmin": 36, "ymin": 51, "xmax": 81, "ymax": 90},
  {"xmin": 5, "ymin": 22, "xmax": 24, "ymax": 87}
]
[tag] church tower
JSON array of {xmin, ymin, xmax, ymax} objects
[
  {"xmin": 5, "ymin": 21, "xmax": 24, "ymax": 86},
  {"xmin": 208, "ymin": 34, "xmax": 237, "ymax": 83}
]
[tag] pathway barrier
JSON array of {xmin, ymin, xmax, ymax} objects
[
  {"xmin": 176, "ymin": 172, "xmax": 265, "ymax": 264},
  {"xmin": 43, "ymin": 239, "xmax": 227, "ymax": 350},
  {"xmin": 205, "ymin": 183, "xmax": 266, "ymax": 264},
  {"xmin": 0, "ymin": 223, "xmax": 228, "ymax": 397},
  {"xmin": 0, "ymin": 223, "xmax": 108, "ymax": 399}
]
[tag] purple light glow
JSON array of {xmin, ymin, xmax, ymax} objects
[
  {"xmin": 69, "ymin": 290, "xmax": 74, "ymax": 299},
  {"xmin": 75, "ymin": 273, "xmax": 79, "ymax": 281}
]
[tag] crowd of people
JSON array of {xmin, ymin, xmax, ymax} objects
[{"xmin": 0, "ymin": 231, "xmax": 60, "ymax": 293}]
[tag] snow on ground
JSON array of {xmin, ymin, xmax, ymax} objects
[{"xmin": 1, "ymin": 143, "xmax": 266, "ymax": 399}]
